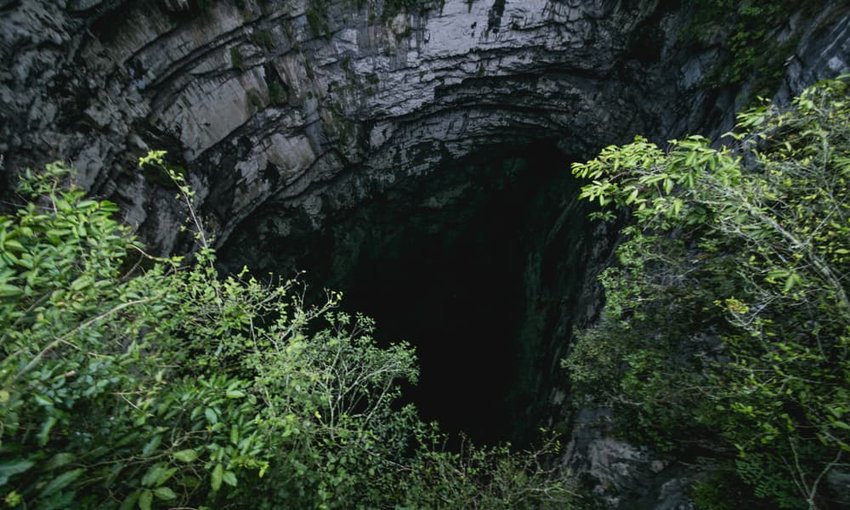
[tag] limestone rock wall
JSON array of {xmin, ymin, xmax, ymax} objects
[{"xmin": 3, "ymin": 0, "xmax": 847, "ymax": 256}]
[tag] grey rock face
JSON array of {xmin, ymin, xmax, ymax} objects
[
  {"xmin": 2, "ymin": 1, "xmax": 850, "ymax": 508},
  {"xmin": 2, "ymin": 0, "xmax": 845, "ymax": 255},
  {"xmin": 563, "ymin": 407, "xmax": 703, "ymax": 510}
]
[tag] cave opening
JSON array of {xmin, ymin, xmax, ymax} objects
[
  {"xmin": 220, "ymin": 139, "xmax": 607, "ymax": 446},
  {"xmin": 339, "ymin": 144, "xmax": 558, "ymax": 446}
]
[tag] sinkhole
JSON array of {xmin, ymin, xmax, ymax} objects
[{"xmin": 219, "ymin": 140, "xmax": 612, "ymax": 446}]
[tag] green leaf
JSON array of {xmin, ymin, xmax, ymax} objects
[
  {"xmin": 3, "ymin": 240, "xmax": 24, "ymax": 252},
  {"xmin": 70, "ymin": 276, "xmax": 92, "ymax": 291},
  {"xmin": 105, "ymin": 463, "xmax": 125, "ymax": 488},
  {"xmin": 0, "ymin": 284, "xmax": 23, "ymax": 298},
  {"xmin": 832, "ymin": 421, "xmax": 850, "ymax": 431},
  {"xmin": 222, "ymin": 471, "xmax": 237, "ymax": 487},
  {"xmin": 157, "ymin": 467, "xmax": 177, "ymax": 487},
  {"xmin": 138, "ymin": 489, "xmax": 153, "ymax": 510},
  {"xmin": 45, "ymin": 453, "xmax": 75, "ymax": 471},
  {"xmin": 211, "ymin": 463, "xmax": 223, "ymax": 492},
  {"xmin": 142, "ymin": 435, "xmax": 161, "ymax": 457},
  {"xmin": 55, "ymin": 198, "xmax": 72, "ymax": 212},
  {"xmin": 142, "ymin": 464, "xmax": 169, "ymax": 487},
  {"xmin": 153, "ymin": 486, "xmax": 177, "ymax": 500},
  {"xmin": 225, "ymin": 389, "xmax": 246, "ymax": 399},
  {"xmin": 119, "ymin": 491, "xmax": 139, "ymax": 510},
  {"xmin": 38, "ymin": 416, "xmax": 57, "ymax": 446},
  {"xmin": 0, "ymin": 460, "xmax": 34, "ymax": 486},
  {"xmin": 40, "ymin": 468, "xmax": 84, "ymax": 497},
  {"xmin": 172, "ymin": 449, "xmax": 198, "ymax": 463},
  {"xmin": 204, "ymin": 408, "xmax": 218, "ymax": 425},
  {"xmin": 783, "ymin": 273, "xmax": 799, "ymax": 293}
]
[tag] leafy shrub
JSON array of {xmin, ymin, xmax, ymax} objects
[
  {"xmin": 567, "ymin": 76, "xmax": 850, "ymax": 509},
  {"xmin": 0, "ymin": 154, "xmax": 574, "ymax": 508}
]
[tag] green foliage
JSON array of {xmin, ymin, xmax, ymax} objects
[
  {"xmin": 691, "ymin": 465, "xmax": 770, "ymax": 510},
  {"xmin": 567, "ymin": 76, "xmax": 850, "ymax": 509},
  {"xmin": 249, "ymin": 30, "xmax": 274, "ymax": 51},
  {"xmin": 248, "ymin": 91, "xmax": 264, "ymax": 110},
  {"xmin": 394, "ymin": 434, "xmax": 574, "ymax": 509},
  {"xmin": 0, "ymin": 154, "xmax": 574, "ymax": 508},
  {"xmin": 306, "ymin": 0, "xmax": 331, "ymax": 40},
  {"xmin": 267, "ymin": 79, "xmax": 287, "ymax": 106},
  {"xmin": 230, "ymin": 46, "xmax": 244, "ymax": 71},
  {"xmin": 382, "ymin": 0, "xmax": 440, "ymax": 19},
  {"xmin": 682, "ymin": 0, "xmax": 811, "ymax": 94}
]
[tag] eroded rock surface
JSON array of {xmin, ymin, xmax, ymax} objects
[{"xmin": 1, "ymin": 0, "xmax": 846, "ymax": 254}]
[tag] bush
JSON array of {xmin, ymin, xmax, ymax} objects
[
  {"xmin": 0, "ymin": 155, "xmax": 574, "ymax": 509},
  {"xmin": 567, "ymin": 76, "xmax": 850, "ymax": 509}
]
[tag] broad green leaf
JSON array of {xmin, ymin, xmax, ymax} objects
[
  {"xmin": 222, "ymin": 471, "xmax": 237, "ymax": 487},
  {"xmin": 45, "ymin": 453, "xmax": 75, "ymax": 471},
  {"xmin": 3, "ymin": 240, "xmax": 24, "ymax": 252},
  {"xmin": 783, "ymin": 273, "xmax": 799, "ymax": 293},
  {"xmin": 70, "ymin": 276, "xmax": 91, "ymax": 291},
  {"xmin": 0, "ymin": 284, "xmax": 23, "ymax": 298},
  {"xmin": 119, "ymin": 491, "xmax": 139, "ymax": 510},
  {"xmin": 153, "ymin": 486, "xmax": 177, "ymax": 500},
  {"xmin": 142, "ymin": 464, "xmax": 167, "ymax": 487},
  {"xmin": 832, "ymin": 421, "xmax": 850, "ymax": 431},
  {"xmin": 172, "ymin": 449, "xmax": 198, "ymax": 463},
  {"xmin": 211, "ymin": 463, "xmax": 223, "ymax": 492},
  {"xmin": 37, "ymin": 416, "xmax": 57, "ymax": 446},
  {"xmin": 40, "ymin": 468, "xmax": 84, "ymax": 497},
  {"xmin": 0, "ymin": 460, "xmax": 34, "ymax": 486},
  {"xmin": 138, "ymin": 489, "xmax": 153, "ymax": 510},
  {"xmin": 142, "ymin": 435, "xmax": 161, "ymax": 457}
]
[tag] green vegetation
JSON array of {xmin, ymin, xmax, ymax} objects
[
  {"xmin": 566, "ymin": 76, "xmax": 850, "ymax": 509},
  {"xmin": 382, "ymin": 0, "xmax": 441, "ymax": 20},
  {"xmin": 0, "ymin": 153, "xmax": 573, "ymax": 508},
  {"xmin": 306, "ymin": 0, "xmax": 331, "ymax": 40},
  {"xmin": 229, "ymin": 46, "xmax": 244, "ymax": 72},
  {"xmin": 682, "ymin": 0, "xmax": 813, "ymax": 95},
  {"xmin": 250, "ymin": 30, "xmax": 274, "ymax": 51},
  {"xmin": 248, "ymin": 90, "xmax": 264, "ymax": 110},
  {"xmin": 267, "ymin": 79, "xmax": 287, "ymax": 106}
]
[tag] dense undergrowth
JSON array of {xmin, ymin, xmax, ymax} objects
[
  {"xmin": 567, "ymin": 76, "xmax": 850, "ymax": 509},
  {"xmin": 0, "ymin": 154, "xmax": 573, "ymax": 509}
]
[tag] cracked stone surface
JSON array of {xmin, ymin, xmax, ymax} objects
[{"xmin": 3, "ymin": 0, "xmax": 847, "ymax": 255}]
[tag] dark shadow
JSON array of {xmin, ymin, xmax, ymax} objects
[{"xmin": 219, "ymin": 141, "xmax": 604, "ymax": 446}]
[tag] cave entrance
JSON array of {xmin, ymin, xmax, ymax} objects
[
  {"xmin": 339, "ymin": 146, "xmax": 552, "ymax": 446},
  {"xmin": 221, "ymin": 140, "xmax": 607, "ymax": 445}
]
